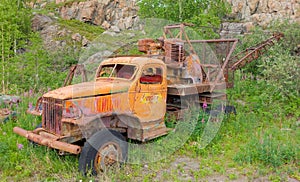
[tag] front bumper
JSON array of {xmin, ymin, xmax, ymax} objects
[{"xmin": 13, "ymin": 127, "xmax": 81, "ymax": 154}]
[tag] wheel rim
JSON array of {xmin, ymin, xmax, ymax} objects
[{"xmin": 94, "ymin": 141, "xmax": 122, "ymax": 172}]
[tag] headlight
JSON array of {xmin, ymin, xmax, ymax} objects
[{"xmin": 62, "ymin": 101, "xmax": 82, "ymax": 119}]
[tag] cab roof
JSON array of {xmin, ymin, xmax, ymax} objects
[{"xmin": 101, "ymin": 56, "xmax": 164, "ymax": 66}]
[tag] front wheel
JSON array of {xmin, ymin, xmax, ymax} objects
[{"xmin": 78, "ymin": 129, "xmax": 128, "ymax": 175}]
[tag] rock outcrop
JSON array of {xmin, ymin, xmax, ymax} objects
[
  {"xmin": 31, "ymin": 14, "xmax": 66, "ymax": 50},
  {"xmin": 226, "ymin": 0, "xmax": 300, "ymax": 27},
  {"xmin": 221, "ymin": 0, "xmax": 299, "ymax": 37},
  {"xmin": 57, "ymin": 0, "xmax": 139, "ymax": 31},
  {"xmin": 30, "ymin": 0, "xmax": 299, "ymax": 40},
  {"xmin": 31, "ymin": 14, "xmax": 89, "ymax": 50}
]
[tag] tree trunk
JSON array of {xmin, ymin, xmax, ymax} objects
[{"xmin": 1, "ymin": 25, "xmax": 5, "ymax": 94}]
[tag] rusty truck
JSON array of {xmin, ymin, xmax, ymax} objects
[{"xmin": 13, "ymin": 24, "xmax": 283, "ymax": 174}]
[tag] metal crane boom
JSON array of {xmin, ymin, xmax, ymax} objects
[{"xmin": 230, "ymin": 32, "xmax": 284, "ymax": 71}]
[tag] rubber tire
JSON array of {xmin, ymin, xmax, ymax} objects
[{"xmin": 78, "ymin": 129, "xmax": 128, "ymax": 175}]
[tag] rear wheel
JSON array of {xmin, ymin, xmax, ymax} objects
[{"xmin": 78, "ymin": 129, "xmax": 128, "ymax": 175}]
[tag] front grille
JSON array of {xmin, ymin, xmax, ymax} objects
[{"xmin": 42, "ymin": 98, "xmax": 63, "ymax": 135}]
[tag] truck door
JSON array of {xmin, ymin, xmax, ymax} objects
[{"xmin": 133, "ymin": 64, "xmax": 167, "ymax": 121}]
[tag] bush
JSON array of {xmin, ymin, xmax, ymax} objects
[
  {"xmin": 260, "ymin": 48, "xmax": 300, "ymax": 100},
  {"xmin": 234, "ymin": 22, "xmax": 300, "ymax": 102}
]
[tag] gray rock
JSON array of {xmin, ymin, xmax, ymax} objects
[
  {"xmin": 72, "ymin": 33, "xmax": 82, "ymax": 42},
  {"xmin": 111, "ymin": 25, "xmax": 120, "ymax": 33},
  {"xmin": 226, "ymin": 0, "xmax": 300, "ymax": 28},
  {"xmin": 82, "ymin": 36, "xmax": 89, "ymax": 47},
  {"xmin": 101, "ymin": 21, "xmax": 111, "ymax": 29},
  {"xmin": 57, "ymin": 0, "xmax": 139, "ymax": 31},
  {"xmin": 220, "ymin": 22, "xmax": 247, "ymax": 38},
  {"xmin": 103, "ymin": 30, "xmax": 117, "ymax": 37},
  {"xmin": 31, "ymin": 14, "xmax": 53, "ymax": 31}
]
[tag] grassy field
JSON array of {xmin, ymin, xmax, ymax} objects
[
  {"xmin": 0, "ymin": 72, "xmax": 299, "ymax": 181},
  {"xmin": 0, "ymin": 1, "xmax": 299, "ymax": 180}
]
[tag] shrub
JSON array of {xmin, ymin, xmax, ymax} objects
[
  {"xmin": 260, "ymin": 48, "xmax": 300, "ymax": 100},
  {"xmin": 234, "ymin": 22, "xmax": 300, "ymax": 103}
]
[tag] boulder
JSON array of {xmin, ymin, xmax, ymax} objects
[
  {"xmin": 82, "ymin": 36, "xmax": 89, "ymax": 47},
  {"xmin": 101, "ymin": 21, "xmax": 111, "ymax": 29},
  {"xmin": 111, "ymin": 25, "xmax": 121, "ymax": 32},
  {"xmin": 72, "ymin": 33, "xmax": 82, "ymax": 42},
  {"xmin": 56, "ymin": 0, "xmax": 65, "ymax": 3},
  {"xmin": 257, "ymin": 0, "xmax": 268, "ymax": 13},
  {"xmin": 31, "ymin": 14, "xmax": 53, "ymax": 31},
  {"xmin": 94, "ymin": 4, "xmax": 106, "ymax": 25},
  {"xmin": 268, "ymin": 0, "xmax": 282, "ymax": 13},
  {"xmin": 79, "ymin": 0, "xmax": 97, "ymax": 23},
  {"xmin": 220, "ymin": 22, "xmax": 247, "ymax": 38},
  {"xmin": 248, "ymin": 0, "xmax": 260, "ymax": 14}
]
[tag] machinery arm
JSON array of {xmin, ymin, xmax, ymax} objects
[
  {"xmin": 230, "ymin": 32, "xmax": 284, "ymax": 71},
  {"xmin": 63, "ymin": 64, "xmax": 87, "ymax": 86}
]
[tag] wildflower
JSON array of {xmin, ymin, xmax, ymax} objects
[
  {"xmin": 28, "ymin": 102, "xmax": 33, "ymax": 110},
  {"xmin": 202, "ymin": 100, "xmax": 207, "ymax": 109},
  {"xmin": 29, "ymin": 89, "xmax": 33, "ymax": 96},
  {"xmin": 17, "ymin": 143, "xmax": 23, "ymax": 150},
  {"xmin": 12, "ymin": 98, "xmax": 17, "ymax": 103}
]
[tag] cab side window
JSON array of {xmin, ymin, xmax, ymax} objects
[{"xmin": 140, "ymin": 67, "xmax": 163, "ymax": 84}]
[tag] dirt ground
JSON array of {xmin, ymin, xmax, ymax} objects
[{"xmin": 139, "ymin": 156, "xmax": 299, "ymax": 182}]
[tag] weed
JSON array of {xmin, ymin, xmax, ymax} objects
[
  {"xmin": 228, "ymin": 173, "xmax": 237, "ymax": 180},
  {"xmin": 234, "ymin": 129, "xmax": 299, "ymax": 167}
]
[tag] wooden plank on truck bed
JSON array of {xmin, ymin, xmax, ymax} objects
[{"xmin": 167, "ymin": 83, "xmax": 227, "ymax": 96}]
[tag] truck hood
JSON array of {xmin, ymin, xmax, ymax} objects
[{"xmin": 43, "ymin": 80, "xmax": 131, "ymax": 100}]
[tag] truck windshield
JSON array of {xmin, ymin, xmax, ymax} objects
[{"xmin": 98, "ymin": 64, "xmax": 136, "ymax": 80}]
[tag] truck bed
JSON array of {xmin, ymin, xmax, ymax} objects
[{"xmin": 167, "ymin": 82, "xmax": 227, "ymax": 96}]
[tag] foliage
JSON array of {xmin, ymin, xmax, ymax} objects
[
  {"xmin": 233, "ymin": 22, "xmax": 300, "ymax": 102},
  {"xmin": 234, "ymin": 22, "xmax": 300, "ymax": 75},
  {"xmin": 260, "ymin": 48, "xmax": 300, "ymax": 100},
  {"xmin": 0, "ymin": 0, "xmax": 32, "ymax": 93},
  {"xmin": 6, "ymin": 33, "xmax": 70, "ymax": 93},
  {"xmin": 260, "ymin": 22, "xmax": 300, "ymax": 101},
  {"xmin": 137, "ymin": 0, "xmax": 231, "ymax": 38}
]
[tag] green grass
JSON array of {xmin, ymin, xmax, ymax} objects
[{"xmin": 58, "ymin": 19, "xmax": 105, "ymax": 41}]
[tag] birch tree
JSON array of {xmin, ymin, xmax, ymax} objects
[
  {"xmin": 0, "ymin": 0, "xmax": 31, "ymax": 93},
  {"xmin": 138, "ymin": 0, "xmax": 230, "ymax": 38}
]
